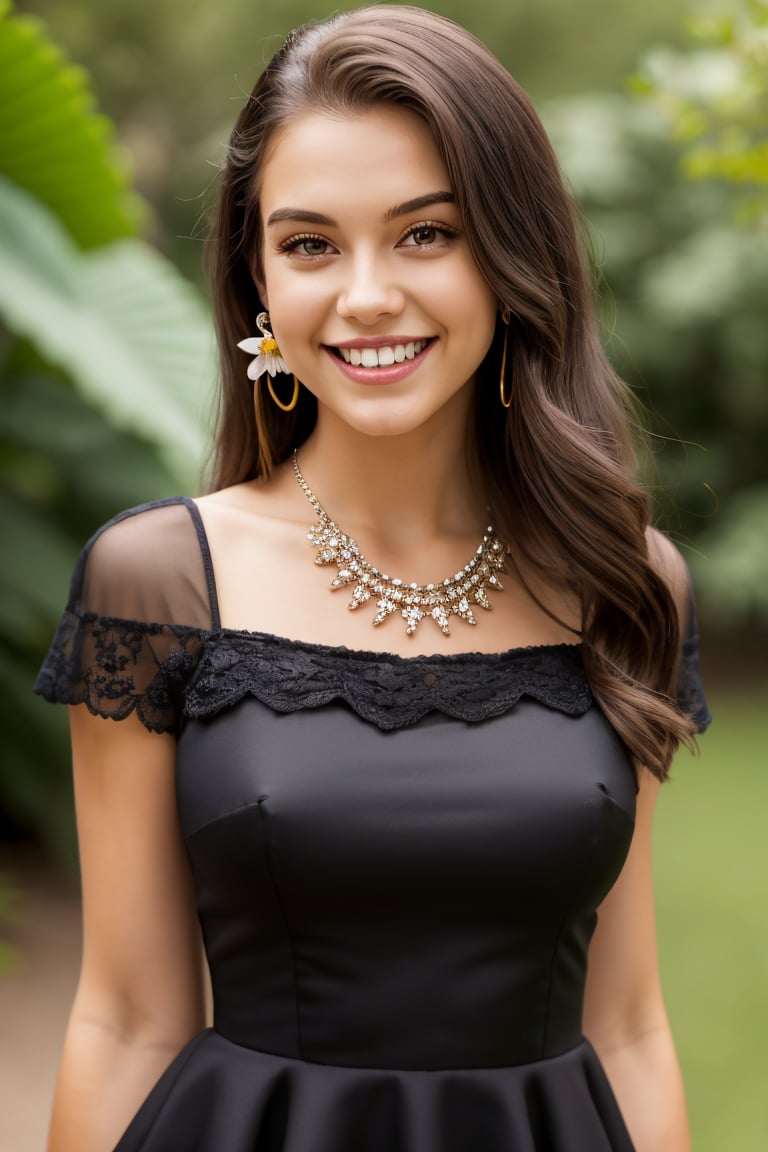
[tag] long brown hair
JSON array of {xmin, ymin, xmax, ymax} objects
[{"xmin": 206, "ymin": 4, "xmax": 695, "ymax": 778}]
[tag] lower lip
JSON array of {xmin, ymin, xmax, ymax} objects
[{"xmin": 324, "ymin": 340, "xmax": 435, "ymax": 385}]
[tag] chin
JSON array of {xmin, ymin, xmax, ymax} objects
[
  {"xmin": 332, "ymin": 389, "xmax": 468, "ymax": 441},
  {"xmin": 346, "ymin": 411, "xmax": 438, "ymax": 441}
]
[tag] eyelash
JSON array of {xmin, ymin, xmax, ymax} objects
[
  {"xmin": 398, "ymin": 221, "xmax": 459, "ymax": 247},
  {"xmin": 276, "ymin": 221, "xmax": 459, "ymax": 258},
  {"xmin": 277, "ymin": 233, "xmax": 330, "ymax": 257}
]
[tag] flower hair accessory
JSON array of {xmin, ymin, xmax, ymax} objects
[{"xmin": 237, "ymin": 312, "xmax": 290, "ymax": 379}]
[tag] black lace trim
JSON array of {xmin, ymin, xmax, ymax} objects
[
  {"xmin": 34, "ymin": 610, "xmax": 208, "ymax": 734},
  {"xmin": 678, "ymin": 632, "xmax": 712, "ymax": 734},
  {"xmin": 185, "ymin": 633, "xmax": 593, "ymax": 731},
  {"xmin": 34, "ymin": 612, "xmax": 593, "ymax": 733},
  {"xmin": 36, "ymin": 612, "xmax": 712, "ymax": 736}
]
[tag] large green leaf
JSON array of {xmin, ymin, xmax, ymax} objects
[
  {"xmin": 0, "ymin": 373, "xmax": 183, "ymax": 509},
  {"xmin": 0, "ymin": 487, "xmax": 81, "ymax": 643},
  {"xmin": 0, "ymin": 0, "xmax": 144, "ymax": 246},
  {"xmin": 0, "ymin": 176, "xmax": 214, "ymax": 485}
]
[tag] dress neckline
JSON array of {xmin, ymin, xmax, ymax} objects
[
  {"xmin": 215, "ymin": 625, "xmax": 583, "ymax": 666},
  {"xmin": 181, "ymin": 496, "xmax": 582, "ymax": 665}
]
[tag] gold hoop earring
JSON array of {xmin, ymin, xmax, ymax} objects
[
  {"xmin": 238, "ymin": 313, "xmax": 298, "ymax": 412},
  {"xmin": 266, "ymin": 373, "xmax": 300, "ymax": 413},
  {"xmin": 499, "ymin": 319, "xmax": 512, "ymax": 409}
]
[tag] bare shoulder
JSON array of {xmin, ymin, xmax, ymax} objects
[
  {"xmin": 196, "ymin": 460, "xmax": 299, "ymax": 524},
  {"xmin": 195, "ymin": 481, "xmax": 272, "ymax": 517},
  {"xmin": 194, "ymin": 461, "xmax": 310, "ymax": 584},
  {"xmin": 645, "ymin": 526, "xmax": 690, "ymax": 625}
]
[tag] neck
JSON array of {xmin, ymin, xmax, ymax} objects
[{"xmin": 294, "ymin": 404, "xmax": 486, "ymax": 550}]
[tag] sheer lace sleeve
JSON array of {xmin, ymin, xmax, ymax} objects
[
  {"xmin": 34, "ymin": 499, "xmax": 217, "ymax": 734},
  {"xmin": 676, "ymin": 577, "xmax": 711, "ymax": 735}
]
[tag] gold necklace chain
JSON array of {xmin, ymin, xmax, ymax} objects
[{"xmin": 292, "ymin": 450, "xmax": 507, "ymax": 637}]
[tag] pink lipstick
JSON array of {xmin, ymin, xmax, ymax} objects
[{"xmin": 324, "ymin": 337, "xmax": 435, "ymax": 385}]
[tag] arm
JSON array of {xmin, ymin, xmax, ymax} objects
[
  {"xmin": 583, "ymin": 770, "xmax": 690, "ymax": 1152},
  {"xmin": 48, "ymin": 707, "xmax": 206, "ymax": 1152},
  {"xmin": 584, "ymin": 529, "xmax": 695, "ymax": 1152}
]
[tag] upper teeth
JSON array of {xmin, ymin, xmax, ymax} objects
[{"xmin": 338, "ymin": 340, "xmax": 428, "ymax": 367}]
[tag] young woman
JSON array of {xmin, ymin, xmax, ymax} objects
[{"xmin": 36, "ymin": 7, "xmax": 710, "ymax": 1151}]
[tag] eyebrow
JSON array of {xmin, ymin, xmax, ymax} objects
[{"xmin": 265, "ymin": 192, "xmax": 456, "ymax": 228}]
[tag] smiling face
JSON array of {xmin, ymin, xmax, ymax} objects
[{"xmin": 256, "ymin": 104, "xmax": 499, "ymax": 441}]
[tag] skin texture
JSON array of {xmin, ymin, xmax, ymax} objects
[
  {"xmin": 258, "ymin": 107, "xmax": 499, "ymax": 446},
  {"xmin": 584, "ymin": 528, "xmax": 693, "ymax": 1152},
  {"xmin": 584, "ymin": 769, "xmax": 692, "ymax": 1152},
  {"xmin": 48, "ymin": 713, "xmax": 206, "ymax": 1152},
  {"xmin": 48, "ymin": 107, "xmax": 691, "ymax": 1151}
]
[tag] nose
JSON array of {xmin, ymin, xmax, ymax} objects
[{"xmin": 336, "ymin": 251, "xmax": 405, "ymax": 324}]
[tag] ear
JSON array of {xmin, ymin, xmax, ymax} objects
[{"xmin": 247, "ymin": 254, "xmax": 268, "ymax": 309}]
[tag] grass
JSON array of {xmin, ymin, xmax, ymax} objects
[{"xmin": 655, "ymin": 690, "xmax": 768, "ymax": 1151}]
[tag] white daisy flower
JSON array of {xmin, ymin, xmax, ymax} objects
[
  {"xmin": 237, "ymin": 313, "xmax": 290, "ymax": 379},
  {"xmin": 237, "ymin": 334, "xmax": 290, "ymax": 379}
]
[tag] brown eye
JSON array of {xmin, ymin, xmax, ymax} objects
[
  {"xmin": 299, "ymin": 238, "xmax": 329, "ymax": 256},
  {"xmin": 278, "ymin": 233, "xmax": 334, "ymax": 257},
  {"xmin": 398, "ymin": 222, "xmax": 457, "ymax": 249}
]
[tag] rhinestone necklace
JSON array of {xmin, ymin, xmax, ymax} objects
[{"xmin": 292, "ymin": 450, "xmax": 507, "ymax": 637}]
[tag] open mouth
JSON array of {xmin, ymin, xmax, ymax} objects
[{"xmin": 331, "ymin": 339, "xmax": 432, "ymax": 368}]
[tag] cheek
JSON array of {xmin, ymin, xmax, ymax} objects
[
  {"xmin": 265, "ymin": 272, "xmax": 328, "ymax": 341},
  {"xmin": 278, "ymin": 261, "xmax": 330, "ymax": 298},
  {"xmin": 434, "ymin": 255, "xmax": 496, "ymax": 318},
  {"xmin": 443, "ymin": 275, "xmax": 498, "ymax": 350}
]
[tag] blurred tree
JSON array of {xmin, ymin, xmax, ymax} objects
[
  {"xmin": 633, "ymin": 0, "xmax": 768, "ymax": 224},
  {"xmin": 16, "ymin": 0, "xmax": 695, "ymax": 279},
  {"xmin": 0, "ymin": 1, "xmax": 213, "ymax": 860},
  {"xmin": 622, "ymin": 0, "xmax": 768, "ymax": 622},
  {"xmin": 547, "ymin": 90, "xmax": 768, "ymax": 622},
  {"xmin": 4, "ymin": 0, "xmax": 765, "ymax": 865}
]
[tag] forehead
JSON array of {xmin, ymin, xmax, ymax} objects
[{"xmin": 259, "ymin": 105, "xmax": 452, "ymax": 214}]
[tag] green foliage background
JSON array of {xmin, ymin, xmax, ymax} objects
[
  {"xmin": 12, "ymin": 0, "xmax": 767, "ymax": 626},
  {"xmin": 3, "ymin": 0, "xmax": 765, "ymax": 891},
  {"xmin": 0, "ymin": 0, "xmax": 214, "ymax": 862},
  {"xmin": 657, "ymin": 694, "xmax": 768, "ymax": 1149},
  {"xmin": 1, "ymin": 1, "xmax": 766, "ymax": 1146}
]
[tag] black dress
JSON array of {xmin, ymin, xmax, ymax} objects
[{"xmin": 35, "ymin": 498, "xmax": 711, "ymax": 1152}]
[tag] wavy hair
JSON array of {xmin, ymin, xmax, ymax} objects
[{"xmin": 206, "ymin": 4, "xmax": 695, "ymax": 778}]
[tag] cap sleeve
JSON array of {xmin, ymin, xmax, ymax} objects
[
  {"xmin": 676, "ymin": 575, "xmax": 711, "ymax": 735},
  {"xmin": 34, "ymin": 499, "xmax": 216, "ymax": 734}
]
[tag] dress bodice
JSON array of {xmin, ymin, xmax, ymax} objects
[
  {"xmin": 34, "ymin": 497, "xmax": 710, "ymax": 1152},
  {"xmin": 178, "ymin": 687, "xmax": 635, "ymax": 1069}
]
